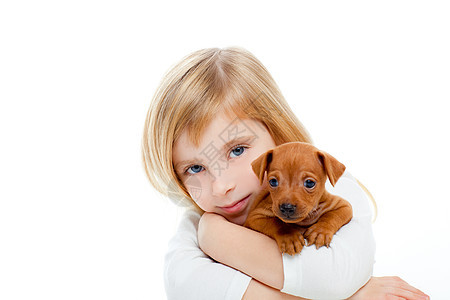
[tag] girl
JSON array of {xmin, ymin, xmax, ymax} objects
[{"xmin": 142, "ymin": 47, "xmax": 429, "ymax": 299}]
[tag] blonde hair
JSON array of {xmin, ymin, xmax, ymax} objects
[
  {"xmin": 141, "ymin": 47, "xmax": 377, "ymax": 221},
  {"xmin": 141, "ymin": 47, "xmax": 311, "ymax": 207}
]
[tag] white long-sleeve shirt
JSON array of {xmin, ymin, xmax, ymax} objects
[{"xmin": 164, "ymin": 170, "xmax": 376, "ymax": 300}]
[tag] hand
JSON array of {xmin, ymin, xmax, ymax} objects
[{"xmin": 348, "ymin": 276, "xmax": 429, "ymax": 300}]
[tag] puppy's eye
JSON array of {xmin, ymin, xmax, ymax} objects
[
  {"xmin": 304, "ymin": 179, "xmax": 316, "ymax": 189},
  {"xmin": 269, "ymin": 178, "xmax": 278, "ymax": 187}
]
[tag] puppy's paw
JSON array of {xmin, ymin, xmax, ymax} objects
[
  {"xmin": 304, "ymin": 224, "xmax": 335, "ymax": 249},
  {"xmin": 274, "ymin": 233, "xmax": 305, "ymax": 255}
]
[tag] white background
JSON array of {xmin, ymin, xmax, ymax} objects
[{"xmin": 1, "ymin": 0, "xmax": 449, "ymax": 299}]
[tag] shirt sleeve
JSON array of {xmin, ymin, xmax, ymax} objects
[
  {"xmin": 281, "ymin": 170, "xmax": 376, "ymax": 299},
  {"xmin": 164, "ymin": 208, "xmax": 252, "ymax": 300}
]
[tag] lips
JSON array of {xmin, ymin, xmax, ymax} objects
[{"xmin": 220, "ymin": 194, "xmax": 251, "ymax": 214}]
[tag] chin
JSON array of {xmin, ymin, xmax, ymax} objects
[{"xmin": 229, "ymin": 214, "xmax": 247, "ymax": 226}]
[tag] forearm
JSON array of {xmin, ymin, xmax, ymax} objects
[
  {"xmin": 243, "ymin": 279, "xmax": 308, "ymax": 300},
  {"xmin": 198, "ymin": 212, "xmax": 284, "ymax": 290},
  {"xmin": 199, "ymin": 203, "xmax": 375, "ymax": 298},
  {"xmin": 198, "ymin": 171, "xmax": 377, "ymax": 298}
]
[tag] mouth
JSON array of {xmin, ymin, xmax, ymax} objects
[{"xmin": 220, "ymin": 194, "xmax": 251, "ymax": 214}]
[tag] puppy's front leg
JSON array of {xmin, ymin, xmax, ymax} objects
[
  {"xmin": 304, "ymin": 198, "xmax": 353, "ymax": 249},
  {"xmin": 245, "ymin": 214, "xmax": 305, "ymax": 255}
]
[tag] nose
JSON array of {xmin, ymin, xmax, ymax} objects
[
  {"xmin": 211, "ymin": 170, "xmax": 236, "ymax": 197},
  {"xmin": 279, "ymin": 203, "xmax": 297, "ymax": 218}
]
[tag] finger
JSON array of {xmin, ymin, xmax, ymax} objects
[
  {"xmin": 387, "ymin": 285, "xmax": 429, "ymax": 300},
  {"xmin": 386, "ymin": 295, "xmax": 405, "ymax": 300},
  {"xmin": 388, "ymin": 290, "xmax": 428, "ymax": 300},
  {"xmin": 392, "ymin": 277, "xmax": 429, "ymax": 298},
  {"xmin": 393, "ymin": 288, "xmax": 429, "ymax": 300}
]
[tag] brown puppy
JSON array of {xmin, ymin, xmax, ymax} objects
[{"xmin": 244, "ymin": 142, "xmax": 353, "ymax": 255}]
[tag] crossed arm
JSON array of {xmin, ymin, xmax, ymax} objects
[
  {"xmin": 198, "ymin": 177, "xmax": 377, "ymax": 299},
  {"xmin": 197, "ymin": 213, "xmax": 429, "ymax": 300},
  {"xmin": 198, "ymin": 211, "xmax": 378, "ymax": 299},
  {"xmin": 197, "ymin": 175, "xmax": 429, "ymax": 300},
  {"xmin": 198, "ymin": 212, "xmax": 302, "ymax": 299}
]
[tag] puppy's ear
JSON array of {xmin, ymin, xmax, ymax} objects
[
  {"xmin": 251, "ymin": 150, "xmax": 273, "ymax": 185},
  {"xmin": 317, "ymin": 150, "xmax": 346, "ymax": 186}
]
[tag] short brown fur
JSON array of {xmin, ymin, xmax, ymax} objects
[{"xmin": 244, "ymin": 142, "xmax": 353, "ymax": 255}]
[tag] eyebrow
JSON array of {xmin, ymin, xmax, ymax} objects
[{"xmin": 174, "ymin": 135, "xmax": 256, "ymax": 172}]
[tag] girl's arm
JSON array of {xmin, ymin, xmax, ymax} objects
[
  {"xmin": 165, "ymin": 208, "xmax": 308, "ymax": 300},
  {"xmin": 243, "ymin": 279, "xmax": 307, "ymax": 300},
  {"xmin": 198, "ymin": 173, "xmax": 430, "ymax": 299},
  {"xmin": 198, "ymin": 209, "xmax": 430, "ymax": 300},
  {"xmin": 199, "ymin": 172, "xmax": 376, "ymax": 299},
  {"xmin": 198, "ymin": 212, "xmax": 285, "ymax": 290}
]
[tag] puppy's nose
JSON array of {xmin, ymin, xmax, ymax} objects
[{"xmin": 279, "ymin": 203, "xmax": 297, "ymax": 218}]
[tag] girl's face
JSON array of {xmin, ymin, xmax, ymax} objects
[{"xmin": 172, "ymin": 112, "xmax": 277, "ymax": 225}]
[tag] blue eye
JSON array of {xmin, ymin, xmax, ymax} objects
[
  {"xmin": 304, "ymin": 179, "xmax": 316, "ymax": 189},
  {"xmin": 186, "ymin": 165, "xmax": 204, "ymax": 175},
  {"xmin": 230, "ymin": 146, "xmax": 247, "ymax": 158},
  {"xmin": 269, "ymin": 178, "xmax": 278, "ymax": 187}
]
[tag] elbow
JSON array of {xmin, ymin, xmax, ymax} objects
[
  {"xmin": 164, "ymin": 256, "xmax": 196, "ymax": 300},
  {"xmin": 164, "ymin": 248, "xmax": 194, "ymax": 300},
  {"xmin": 164, "ymin": 256, "xmax": 179, "ymax": 299},
  {"xmin": 332, "ymin": 277, "xmax": 370, "ymax": 299},
  {"xmin": 314, "ymin": 262, "xmax": 373, "ymax": 299},
  {"xmin": 334, "ymin": 221, "xmax": 376, "ymax": 298},
  {"xmin": 331, "ymin": 251, "xmax": 375, "ymax": 298},
  {"xmin": 324, "ymin": 241, "xmax": 376, "ymax": 299}
]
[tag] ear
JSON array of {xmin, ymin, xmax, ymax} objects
[
  {"xmin": 317, "ymin": 150, "xmax": 346, "ymax": 186},
  {"xmin": 251, "ymin": 150, "xmax": 273, "ymax": 185}
]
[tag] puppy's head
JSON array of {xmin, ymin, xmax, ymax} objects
[{"xmin": 251, "ymin": 142, "xmax": 346, "ymax": 223}]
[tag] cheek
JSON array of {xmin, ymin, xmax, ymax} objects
[
  {"xmin": 234, "ymin": 158, "xmax": 260, "ymax": 185},
  {"xmin": 183, "ymin": 176, "xmax": 204, "ymax": 203},
  {"xmin": 241, "ymin": 153, "xmax": 259, "ymax": 175}
]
